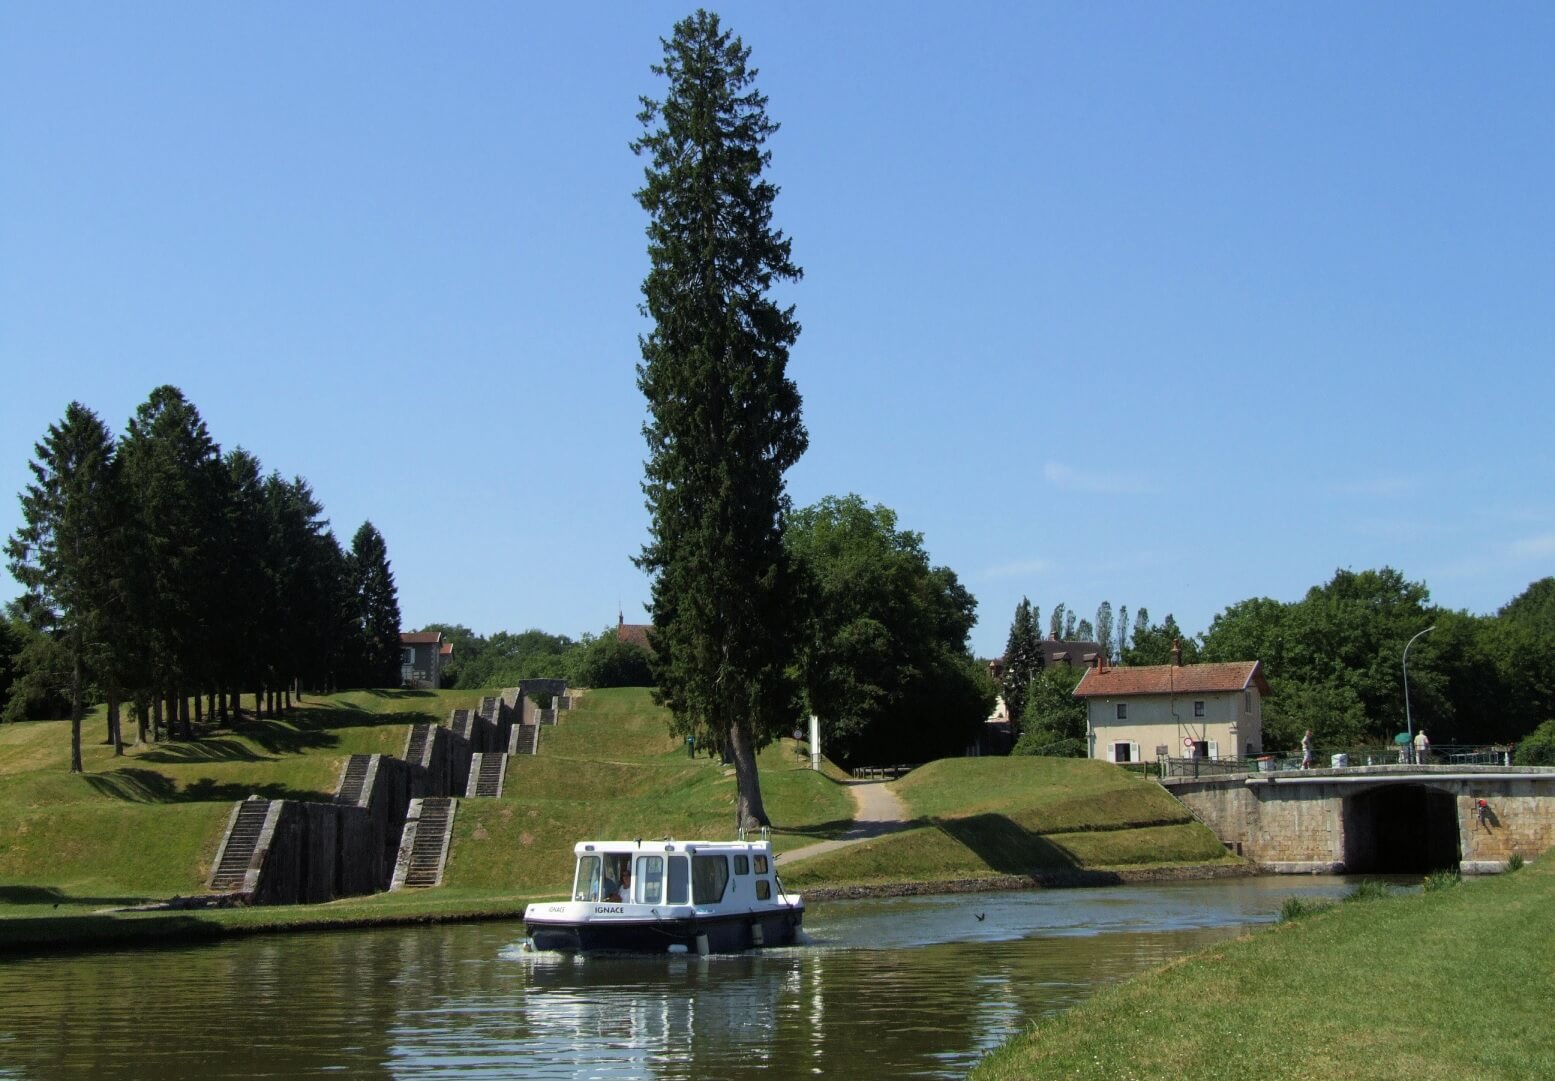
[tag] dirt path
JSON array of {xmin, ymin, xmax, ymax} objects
[{"xmin": 778, "ymin": 780, "xmax": 914, "ymax": 866}]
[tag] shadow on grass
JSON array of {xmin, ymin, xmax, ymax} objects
[
  {"xmin": 83, "ymin": 768, "xmax": 331, "ymax": 805},
  {"xmin": 769, "ymin": 817, "xmax": 859, "ymax": 842},
  {"xmin": 364, "ymin": 688, "xmax": 436, "ymax": 700},
  {"xmin": 0, "ymin": 885, "xmax": 155, "ymax": 907},
  {"xmin": 136, "ymin": 738, "xmax": 275, "ymax": 764},
  {"xmin": 934, "ymin": 813, "xmax": 1088, "ymax": 876}
]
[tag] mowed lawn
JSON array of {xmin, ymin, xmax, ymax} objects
[
  {"xmin": 970, "ymin": 860, "xmax": 1555, "ymax": 1081},
  {"xmin": 780, "ymin": 756, "xmax": 1239, "ymax": 890}
]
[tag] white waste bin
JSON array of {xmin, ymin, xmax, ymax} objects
[{"xmin": 1330, "ymin": 753, "xmax": 1349, "ymax": 768}]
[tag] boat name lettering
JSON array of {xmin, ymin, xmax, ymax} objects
[{"xmin": 594, "ymin": 905, "xmax": 624, "ymax": 914}]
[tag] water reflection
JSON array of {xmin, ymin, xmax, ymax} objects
[{"xmin": 0, "ymin": 876, "xmax": 1364, "ymax": 1080}]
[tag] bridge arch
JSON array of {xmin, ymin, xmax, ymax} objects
[{"xmin": 1343, "ymin": 783, "xmax": 1460, "ymax": 873}]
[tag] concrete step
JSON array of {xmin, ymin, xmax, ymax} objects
[
  {"xmin": 510, "ymin": 723, "xmax": 539, "ymax": 755},
  {"xmin": 466, "ymin": 752, "xmax": 506, "ymax": 798},
  {"xmin": 404, "ymin": 723, "xmax": 435, "ymax": 768},
  {"xmin": 392, "ymin": 797, "xmax": 457, "ymax": 890},
  {"xmin": 209, "ymin": 798, "xmax": 277, "ymax": 892},
  {"xmin": 335, "ymin": 753, "xmax": 374, "ymax": 806}
]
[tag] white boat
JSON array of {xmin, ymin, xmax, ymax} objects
[{"xmin": 523, "ymin": 838, "xmax": 804, "ymax": 954}]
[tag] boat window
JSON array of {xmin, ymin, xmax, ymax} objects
[
  {"xmin": 753, "ymin": 854, "xmax": 769, "ymax": 875},
  {"xmin": 573, "ymin": 855, "xmax": 601, "ymax": 902},
  {"xmin": 636, "ymin": 855, "xmax": 664, "ymax": 905},
  {"xmin": 667, "ymin": 855, "xmax": 690, "ymax": 904},
  {"xmin": 734, "ymin": 855, "xmax": 750, "ymax": 875},
  {"xmin": 603, "ymin": 854, "xmax": 631, "ymax": 902},
  {"xmin": 755, "ymin": 879, "xmax": 771, "ymax": 901},
  {"xmin": 692, "ymin": 855, "xmax": 730, "ymax": 904}
]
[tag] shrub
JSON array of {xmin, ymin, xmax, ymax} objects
[
  {"xmin": 1344, "ymin": 880, "xmax": 1393, "ymax": 903},
  {"xmin": 1423, "ymin": 868, "xmax": 1461, "ymax": 892},
  {"xmin": 1512, "ymin": 719, "xmax": 1555, "ymax": 766},
  {"xmin": 1279, "ymin": 895, "xmax": 1334, "ymax": 922},
  {"xmin": 1507, "ymin": 853, "xmax": 1525, "ymax": 872}
]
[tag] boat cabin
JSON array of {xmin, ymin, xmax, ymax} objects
[{"xmin": 571, "ymin": 841, "xmax": 782, "ymax": 907}]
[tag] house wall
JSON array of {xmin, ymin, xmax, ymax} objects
[
  {"xmin": 403, "ymin": 643, "xmax": 442, "ymax": 689},
  {"xmin": 1086, "ymin": 689, "xmax": 1262, "ymax": 762}
]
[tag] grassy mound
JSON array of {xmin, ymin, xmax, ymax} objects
[
  {"xmin": 781, "ymin": 756, "xmax": 1238, "ymax": 890},
  {"xmin": 0, "ymin": 689, "xmax": 484, "ymax": 917},
  {"xmin": 970, "ymin": 858, "xmax": 1555, "ymax": 1080},
  {"xmin": 443, "ymin": 687, "xmax": 852, "ymax": 897}
]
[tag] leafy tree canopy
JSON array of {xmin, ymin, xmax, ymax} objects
[{"xmin": 788, "ymin": 494, "xmax": 989, "ymax": 768}]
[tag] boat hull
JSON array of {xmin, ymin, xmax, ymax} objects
[{"xmin": 526, "ymin": 904, "xmax": 804, "ymax": 954}]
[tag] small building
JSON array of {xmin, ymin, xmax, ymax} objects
[
  {"xmin": 617, "ymin": 614, "xmax": 655, "ymax": 655},
  {"xmin": 400, "ymin": 631, "xmax": 449, "ymax": 689},
  {"xmin": 1072, "ymin": 645, "xmax": 1268, "ymax": 764}
]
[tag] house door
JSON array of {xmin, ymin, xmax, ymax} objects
[
  {"xmin": 1113, "ymin": 742, "xmax": 1132, "ymax": 763},
  {"xmin": 1191, "ymin": 740, "xmax": 1209, "ymax": 759}
]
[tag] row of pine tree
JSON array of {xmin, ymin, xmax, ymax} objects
[{"xmin": 4, "ymin": 385, "xmax": 402, "ymax": 771}]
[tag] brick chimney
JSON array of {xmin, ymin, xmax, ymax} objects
[{"xmin": 1170, "ymin": 638, "xmax": 1182, "ymax": 666}]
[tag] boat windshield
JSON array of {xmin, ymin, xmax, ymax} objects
[{"xmin": 573, "ymin": 855, "xmax": 601, "ymax": 902}]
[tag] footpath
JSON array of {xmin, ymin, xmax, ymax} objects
[{"xmin": 779, "ymin": 780, "xmax": 912, "ymax": 865}]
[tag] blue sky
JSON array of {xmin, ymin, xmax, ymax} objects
[{"xmin": 3, "ymin": 3, "xmax": 1552, "ymax": 659}]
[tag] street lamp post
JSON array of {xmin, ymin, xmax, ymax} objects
[{"xmin": 1403, "ymin": 625, "xmax": 1436, "ymax": 763}]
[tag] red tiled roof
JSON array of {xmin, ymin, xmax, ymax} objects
[
  {"xmin": 1073, "ymin": 661, "xmax": 1268, "ymax": 698},
  {"xmin": 617, "ymin": 623, "xmax": 654, "ymax": 653},
  {"xmin": 401, "ymin": 631, "xmax": 442, "ymax": 645},
  {"xmin": 439, "ymin": 642, "xmax": 454, "ymax": 656}
]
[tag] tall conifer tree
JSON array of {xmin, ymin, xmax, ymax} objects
[
  {"xmin": 1001, "ymin": 598, "xmax": 1040, "ymax": 742},
  {"xmin": 5, "ymin": 404, "xmax": 124, "ymax": 771},
  {"xmin": 633, "ymin": 10, "xmax": 806, "ymax": 829},
  {"xmin": 348, "ymin": 521, "xmax": 402, "ymax": 687}
]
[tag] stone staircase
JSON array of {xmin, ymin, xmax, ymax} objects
[
  {"xmin": 209, "ymin": 798, "xmax": 277, "ymax": 893},
  {"xmin": 392, "ymin": 797, "xmax": 457, "ymax": 889},
  {"xmin": 334, "ymin": 753, "xmax": 374, "ymax": 807},
  {"xmin": 467, "ymin": 752, "xmax": 506, "ymax": 798},
  {"xmin": 404, "ymin": 722, "xmax": 436, "ymax": 768},
  {"xmin": 510, "ymin": 722, "xmax": 539, "ymax": 755}
]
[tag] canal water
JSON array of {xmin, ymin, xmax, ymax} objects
[{"xmin": 0, "ymin": 876, "xmax": 1367, "ymax": 1079}]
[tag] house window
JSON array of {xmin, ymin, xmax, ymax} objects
[
  {"xmin": 1116, "ymin": 703, "xmax": 1127, "ymax": 720},
  {"xmin": 402, "ymin": 647, "xmax": 414, "ymax": 665},
  {"xmin": 1245, "ymin": 691, "xmax": 1254, "ymax": 714},
  {"xmin": 1193, "ymin": 700, "xmax": 1205, "ymax": 718}
]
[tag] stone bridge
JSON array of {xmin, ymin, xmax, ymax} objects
[{"xmin": 1162, "ymin": 765, "xmax": 1555, "ymax": 874}]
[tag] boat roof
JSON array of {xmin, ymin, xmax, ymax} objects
[{"xmin": 571, "ymin": 838, "xmax": 774, "ymax": 857}]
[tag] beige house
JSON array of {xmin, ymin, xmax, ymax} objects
[{"xmin": 1073, "ymin": 652, "xmax": 1269, "ymax": 764}]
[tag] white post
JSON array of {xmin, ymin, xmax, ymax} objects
[{"xmin": 809, "ymin": 713, "xmax": 821, "ymax": 772}]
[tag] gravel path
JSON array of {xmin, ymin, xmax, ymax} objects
[{"xmin": 778, "ymin": 780, "xmax": 914, "ymax": 866}]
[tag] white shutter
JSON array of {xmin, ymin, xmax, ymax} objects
[
  {"xmin": 1105, "ymin": 743, "xmax": 1116, "ymax": 763},
  {"xmin": 1208, "ymin": 741, "xmax": 1220, "ymax": 760},
  {"xmin": 1130, "ymin": 741, "xmax": 1141, "ymax": 764}
]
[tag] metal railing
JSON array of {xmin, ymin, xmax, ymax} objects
[
  {"xmin": 849, "ymin": 763, "xmax": 920, "ymax": 780},
  {"xmin": 1161, "ymin": 744, "xmax": 1517, "ymax": 779}
]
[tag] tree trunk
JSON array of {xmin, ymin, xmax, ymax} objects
[
  {"xmin": 178, "ymin": 689, "xmax": 192, "ymax": 740},
  {"xmin": 136, "ymin": 699, "xmax": 148, "ymax": 746},
  {"xmin": 194, "ymin": 691, "xmax": 203, "ymax": 726},
  {"xmin": 109, "ymin": 693, "xmax": 124, "ymax": 757},
  {"xmin": 218, "ymin": 689, "xmax": 229, "ymax": 725},
  {"xmin": 152, "ymin": 697, "xmax": 162, "ymax": 743},
  {"xmin": 727, "ymin": 720, "xmax": 770, "ymax": 830},
  {"xmin": 69, "ymin": 652, "xmax": 84, "ymax": 774},
  {"xmin": 254, "ymin": 687, "xmax": 263, "ymax": 718},
  {"xmin": 283, "ymin": 687, "xmax": 292, "ymax": 711},
  {"xmin": 208, "ymin": 689, "xmax": 217, "ymax": 725}
]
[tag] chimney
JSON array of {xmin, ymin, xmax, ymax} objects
[{"xmin": 1170, "ymin": 638, "xmax": 1182, "ymax": 666}]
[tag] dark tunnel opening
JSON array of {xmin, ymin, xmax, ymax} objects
[{"xmin": 1344, "ymin": 785, "xmax": 1460, "ymax": 873}]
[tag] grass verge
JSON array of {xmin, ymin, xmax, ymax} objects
[{"xmin": 970, "ymin": 858, "xmax": 1555, "ymax": 1081}]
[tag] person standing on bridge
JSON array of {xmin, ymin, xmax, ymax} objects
[
  {"xmin": 1415, "ymin": 729, "xmax": 1430, "ymax": 765},
  {"xmin": 1301, "ymin": 730, "xmax": 1315, "ymax": 769}
]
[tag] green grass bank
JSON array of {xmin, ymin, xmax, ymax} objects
[
  {"xmin": 1, "ymin": 687, "xmax": 1238, "ymax": 953},
  {"xmin": 970, "ymin": 861, "xmax": 1555, "ymax": 1081}
]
